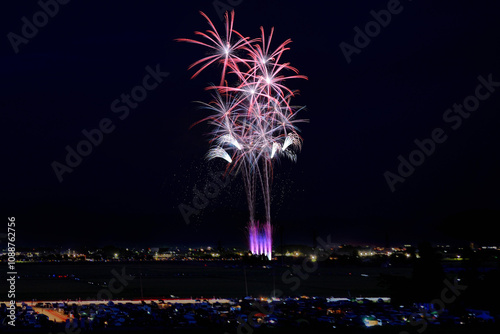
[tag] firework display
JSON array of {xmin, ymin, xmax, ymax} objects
[
  {"xmin": 248, "ymin": 221, "xmax": 273, "ymax": 260},
  {"xmin": 177, "ymin": 11, "xmax": 307, "ymax": 259}
]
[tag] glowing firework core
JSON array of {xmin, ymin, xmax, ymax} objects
[{"xmin": 248, "ymin": 221, "xmax": 272, "ymax": 260}]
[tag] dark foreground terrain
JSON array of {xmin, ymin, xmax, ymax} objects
[
  {"xmin": 2, "ymin": 261, "xmax": 411, "ymax": 300},
  {"xmin": 1, "ymin": 261, "xmax": 498, "ymax": 334}
]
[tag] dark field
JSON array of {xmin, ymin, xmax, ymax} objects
[{"xmin": 2, "ymin": 261, "xmax": 413, "ymax": 301}]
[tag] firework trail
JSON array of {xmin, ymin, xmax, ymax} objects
[{"xmin": 177, "ymin": 11, "xmax": 307, "ymax": 259}]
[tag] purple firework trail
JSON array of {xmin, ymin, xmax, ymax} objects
[
  {"xmin": 177, "ymin": 11, "xmax": 307, "ymax": 259},
  {"xmin": 248, "ymin": 221, "xmax": 272, "ymax": 260}
]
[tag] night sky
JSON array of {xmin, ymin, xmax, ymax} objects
[{"xmin": 2, "ymin": 0, "xmax": 500, "ymax": 248}]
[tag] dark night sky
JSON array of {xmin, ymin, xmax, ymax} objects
[{"xmin": 2, "ymin": 0, "xmax": 500, "ymax": 248}]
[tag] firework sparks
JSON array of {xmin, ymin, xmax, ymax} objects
[
  {"xmin": 177, "ymin": 10, "xmax": 307, "ymax": 258},
  {"xmin": 248, "ymin": 221, "xmax": 272, "ymax": 260}
]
